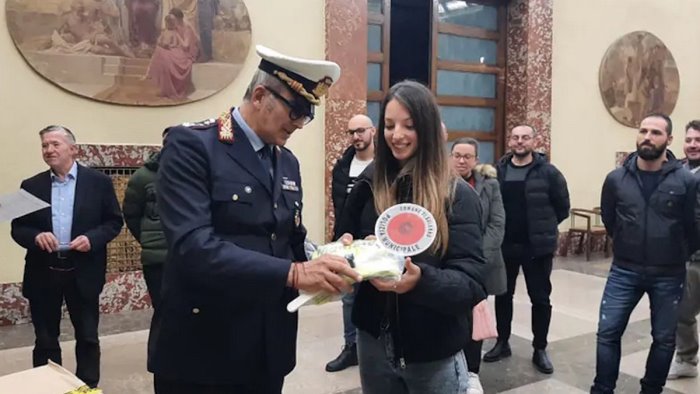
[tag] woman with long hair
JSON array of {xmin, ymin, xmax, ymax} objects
[{"xmin": 336, "ymin": 80, "xmax": 487, "ymax": 393}]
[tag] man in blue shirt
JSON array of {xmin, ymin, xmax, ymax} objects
[{"xmin": 11, "ymin": 125, "xmax": 123, "ymax": 388}]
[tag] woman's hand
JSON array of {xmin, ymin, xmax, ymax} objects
[{"xmin": 370, "ymin": 257, "xmax": 421, "ymax": 294}]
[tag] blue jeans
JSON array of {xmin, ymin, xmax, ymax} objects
[
  {"xmin": 591, "ymin": 265, "xmax": 685, "ymax": 394},
  {"xmin": 357, "ymin": 330, "xmax": 468, "ymax": 394},
  {"xmin": 342, "ymin": 284, "xmax": 358, "ymax": 344}
]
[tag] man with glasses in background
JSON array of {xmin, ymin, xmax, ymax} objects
[
  {"xmin": 483, "ymin": 125, "xmax": 570, "ymax": 375},
  {"xmin": 326, "ymin": 114, "xmax": 376, "ymax": 372},
  {"xmin": 152, "ymin": 46, "xmax": 361, "ymax": 393}
]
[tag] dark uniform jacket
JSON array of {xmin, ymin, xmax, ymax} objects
[
  {"xmin": 601, "ymin": 151, "xmax": 700, "ymax": 275},
  {"xmin": 336, "ymin": 164, "xmax": 487, "ymax": 364},
  {"xmin": 11, "ymin": 164, "xmax": 123, "ymax": 299},
  {"xmin": 152, "ymin": 110, "xmax": 307, "ymax": 384}
]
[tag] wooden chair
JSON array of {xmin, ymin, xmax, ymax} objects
[{"xmin": 562, "ymin": 208, "xmax": 610, "ymax": 261}]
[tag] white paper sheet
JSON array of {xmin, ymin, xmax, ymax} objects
[{"xmin": 0, "ymin": 189, "xmax": 50, "ymax": 223}]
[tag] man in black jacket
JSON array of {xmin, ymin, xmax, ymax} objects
[
  {"xmin": 326, "ymin": 114, "xmax": 375, "ymax": 372},
  {"xmin": 483, "ymin": 124, "xmax": 570, "ymax": 375},
  {"xmin": 11, "ymin": 125, "xmax": 123, "ymax": 388},
  {"xmin": 591, "ymin": 114, "xmax": 700, "ymax": 394}
]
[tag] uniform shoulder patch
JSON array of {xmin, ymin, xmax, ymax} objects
[
  {"xmin": 181, "ymin": 118, "xmax": 216, "ymax": 130},
  {"xmin": 216, "ymin": 110, "xmax": 234, "ymax": 143}
]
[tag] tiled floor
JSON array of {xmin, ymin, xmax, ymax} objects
[{"xmin": 0, "ymin": 255, "xmax": 697, "ymax": 393}]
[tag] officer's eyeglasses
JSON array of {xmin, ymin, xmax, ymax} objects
[{"xmin": 263, "ymin": 86, "xmax": 314, "ymax": 125}]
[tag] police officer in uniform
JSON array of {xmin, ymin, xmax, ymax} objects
[{"xmin": 152, "ymin": 46, "xmax": 361, "ymax": 393}]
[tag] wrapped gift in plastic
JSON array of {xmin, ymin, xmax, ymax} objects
[{"xmin": 287, "ymin": 239, "xmax": 405, "ymax": 312}]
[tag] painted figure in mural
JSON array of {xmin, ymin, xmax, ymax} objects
[
  {"xmin": 126, "ymin": 0, "xmax": 160, "ymax": 52},
  {"xmin": 145, "ymin": 7, "xmax": 200, "ymax": 100},
  {"xmin": 84, "ymin": 0, "xmax": 124, "ymax": 43},
  {"xmin": 197, "ymin": 0, "xmax": 219, "ymax": 61},
  {"xmin": 10, "ymin": 125, "xmax": 123, "ymax": 389},
  {"xmin": 158, "ymin": 14, "xmax": 184, "ymax": 49},
  {"xmin": 161, "ymin": 0, "xmax": 199, "ymax": 35},
  {"xmin": 53, "ymin": 0, "xmax": 134, "ymax": 57},
  {"xmin": 151, "ymin": 46, "xmax": 354, "ymax": 393}
]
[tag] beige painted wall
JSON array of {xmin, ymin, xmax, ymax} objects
[
  {"xmin": 551, "ymin": 0, "xmax": 700, "ymax": 222},
  {"xmin": 0, "ymin": 0, "xmax": 327, "ymax": 283}
]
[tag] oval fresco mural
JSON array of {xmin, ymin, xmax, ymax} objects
[
  {"xmin": 6, "ymin": 0, "xmax": 252, "ymax": 106},
  {"xmin": 599, "ymin": 31, "xmax": 680, "ymax": 128}
]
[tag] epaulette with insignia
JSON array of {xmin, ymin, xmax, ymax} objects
[
  {"xmin": 217, "ymin": 110, "xmax": 234, "ymax": 143},
  {"xmin": 181, "ymin": 118, "xmax": 216, "ymax": 130}
]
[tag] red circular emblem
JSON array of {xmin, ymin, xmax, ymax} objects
[
  {"xmin": 386, "ymin": 212, "xmax": 426, "ymax": 246},
  {"xmin": 375, "ymin": 204, "xmax": 436, "ymax": 256}
]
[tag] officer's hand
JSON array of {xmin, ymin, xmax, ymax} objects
[
  {"xmin": 291, "ymin": 255, "xmax": 362, "ymax": 294},
  {"xmin": 336, "ymin": 233, "xmax": 376, "ymax": 245},
  {"xmin": 370, "ymin": 257, "xmax": 421, "ymax": 294},
  {"xmin": 69, "ymin": 235, "xmax": 91, "ymax": 252},
  {"xmin": 337, "ymin": 233, "xmax": 353, "ymax": 246},
  {"xmin": 35, "ymin": 232, "xmax": 59, "ymax": 252}
]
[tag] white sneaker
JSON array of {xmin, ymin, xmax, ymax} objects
[
  {"xmin": 466, "ymin": 372, "xmax": 484, "ymax": 394},
  {"xmin": 668, "ymin": 360, "xmax": 698, "ymax": 379}
]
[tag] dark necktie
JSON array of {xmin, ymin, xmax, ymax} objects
[{"xmin": 259, "ymin": 145, "xmax": 274, "ymax": 179}]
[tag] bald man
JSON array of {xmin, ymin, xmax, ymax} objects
[{"xmin": 327, "ymin": 114, "xmax": 376, "ymax": 372}]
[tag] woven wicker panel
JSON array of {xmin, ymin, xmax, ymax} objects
[{"xmin": 103, "ymin": 170, "xmax": 142, "ymax": 273}]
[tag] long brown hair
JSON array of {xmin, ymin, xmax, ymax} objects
[{"xmin": 373, "ymin": 80, "xmax": 455, "ymax": 255}]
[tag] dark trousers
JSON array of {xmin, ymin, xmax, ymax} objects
[
  {"xmin": 143, "ymin": 264, "xmax": 164, "ymax": 371},
  {"xmin": 591, "ymin": 265, "xmax": 685, "ymax": 394},
  {"xmin": 464, "ymin": 339, "xmax": 483, "ymax": 373},
  {"xmin": 28, "ymin": 268, "xmax": 100, "ymax": 388},
  {"xmin": 494, "ymin": 246, "xmax": 553, "ymax": 350},
  {"xmin": 154, "ymin": 375, "xmax": 284, "ymax": 394}
]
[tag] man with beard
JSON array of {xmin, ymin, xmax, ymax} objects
[
  {"xmin": 326, "ymin": 114, "xmax": 376, "ymax": 372},
  {"xmin": 483, "ymin": 124, "xmax": 570, "ymax": 375},
  {"xmin": 667, "ymin": 120, "xmax": 700, "ymax": 380},
  {"xmin": 591, "ymin": 114, "xmax": 700, "ymax": 394}
]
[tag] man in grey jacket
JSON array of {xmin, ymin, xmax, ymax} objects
[
  {"xmin": 451, "ymin": 137, "xmax": 506, "ymax": 394},
  {"xmin": 668, "ymin": 120, "xmax": 700, "ymax": 379}
]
